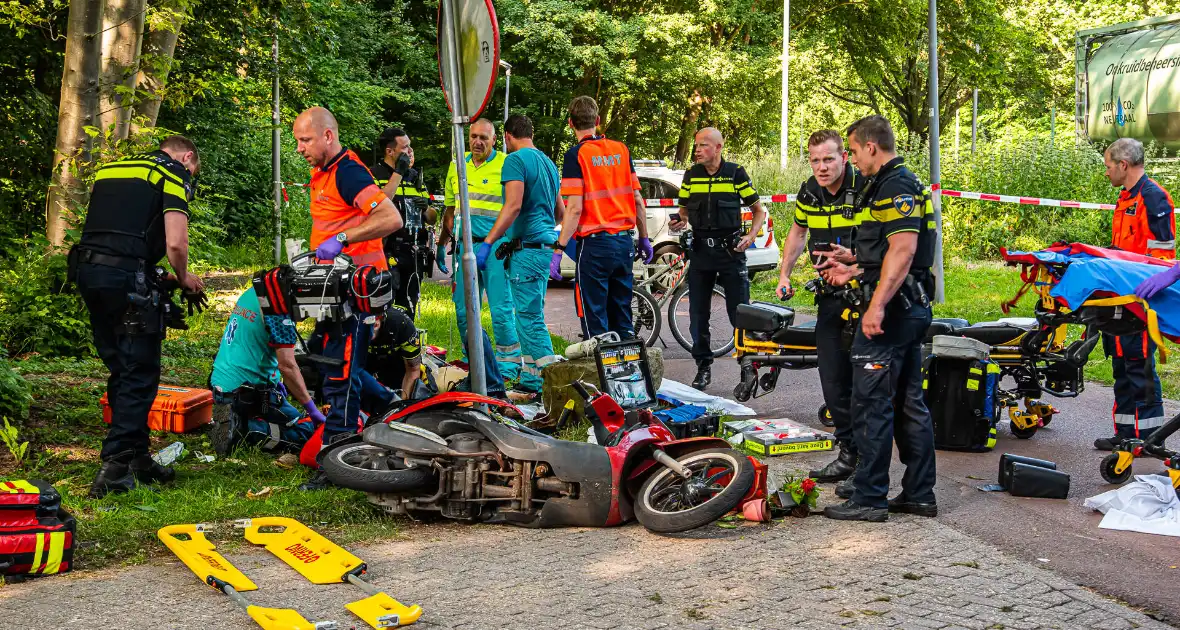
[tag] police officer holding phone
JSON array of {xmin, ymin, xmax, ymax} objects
[
  {"xmin": 776, "ymin": 130, "xmax": 865, "ymax": 484},
  {"xmin": 669, "ymin": 127, "xmax": 765, "ymax": 391},
  {"xmin": 814, "ymin": 116, "xmax": 938, "ymax": 522}
]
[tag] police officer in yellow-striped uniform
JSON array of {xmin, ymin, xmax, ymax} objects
[
  {"xmin": 668, "ymin": 127, "xmax": 766, "ymax": 391},
  {"xmin": 437, "ymin": 118, "xmax": 521, "ymax": 383},
  {"xmin": 776, "ymin": 129, "xmax": 866, "ymax": 484},
  {"xmin": 814, "ymin": 116, "xmax": 938, "ymax": 523},
  {"xmin": 373, "ymin": 128, "xmax": 436, "ymax": 317},
  {"xmin": 72, "ymin": 136, "xmax": 205, "ymax": 498}
]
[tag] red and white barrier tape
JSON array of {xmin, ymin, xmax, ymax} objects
[{"xmin": 283, "ymin": 182, "xmax": 1119, "ymax": 212}]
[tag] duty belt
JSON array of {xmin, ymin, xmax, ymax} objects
[
  {"xmin": 496, "ymin": 239, "xmax": 554, "ymax": 261},
  {"xmin": 74, "ymin": 247, "xmax": 145, "ymax": 272}
]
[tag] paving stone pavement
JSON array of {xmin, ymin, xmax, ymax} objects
[{"xmin": 1, "ymin": 510, "xmax": 1170, "ymax": 629}]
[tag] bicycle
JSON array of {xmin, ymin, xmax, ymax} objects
[{"xmin": 631, "ymin": 246, "xmax": 734, "ymax": 358}]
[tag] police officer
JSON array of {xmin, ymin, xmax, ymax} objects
[
  {"xmin": 292, "ymin": 107, "xmax": 403, "ymax": 489},
  {"xmin": 553, "ymin": 96, "xmax": 654, "ymax": 339},
  {"xmin": 776, "ymin": 129, "xmax": 864, "ymax": 482},
  {"xmin": 372, "ymin": 128, "xmax": 435, "ymax": 317},
  {"xmin": 668, "ymin": 127, "xmax": 765, "ymax": 390},
  {"xmin": 816, "ymin": 116, "xmax": 937, "ymax": 522},
  {"xmin": 437, "ymin": 118, "xmax": 522, "ymax": 383},
  {"xmin": 75, "ymin": 135, "xmax": 205, "ymax": 498},
  {"xmin": 1095, "ymin": 138, "xmax": 1175, "ymax": 450}
]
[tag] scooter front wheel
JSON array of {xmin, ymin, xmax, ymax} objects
[
  {"xmin": 321, "ymin": 444, "xmax": 437, "ymax": 494},
  {"xmin": 634, "ymin": 447, "xmax": 755, "ymax": 534}
]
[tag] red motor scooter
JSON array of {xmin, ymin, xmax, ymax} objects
[{"xmin": 320, "ymin": 382, "xmax": 758, "ymax": 533}]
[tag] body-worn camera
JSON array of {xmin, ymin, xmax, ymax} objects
[{"xmin": 253, "ymin": 253, "xmax": 394, "ymax": 322}]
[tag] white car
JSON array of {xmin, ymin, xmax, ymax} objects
[{"xmin": 557, "ymin": 160, "xmax": 780, "ymax": 281}]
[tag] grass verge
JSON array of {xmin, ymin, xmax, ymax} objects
[{"xmin": 1, "ymin": 277, "xmax": 565, "ymax": 570}]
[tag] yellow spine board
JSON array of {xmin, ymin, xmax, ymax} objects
[
  {"xmin": 345, "ymin": 593, "xmax": 424, "ymax": 628},
  {"xmin": 246, "ymin": 605, "xmax": 321, "ymax": 630},
  {"xmin": 158, "ymin": 524, "xmax": 258, "ymax": 592},
  {"xmin": 241, "ymin": 517, "xmax": 364, "ymax": 585}
]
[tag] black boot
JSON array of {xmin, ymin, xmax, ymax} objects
[
  {"xmin": 131, "ymin": 453, "xmax": 176, "ymax": 485},
  {"xmin": 299, "ymin": 469, "xmax": 334, "ymax": 491},
  {"xmin": 89, "ymin": 450, "xmax": 136, "ymax": 498},
  {"xmin": 809, "ymin": 444, "xmax": 857, "ymax": 482},
  {"xmin": 210, "ymin": 403, "xmax": 245, "ymax": 457},
  {"xmin": 1093, "ymin": 435, "xmax": 1126, "ymax": 451},
  {"xmin": 887, "ymin": 494, "xmax": 938, "ymax": 517},
  {"xmin": 835, "ymin": 476, "xmax": 855, "ymax": 499},
  {"xmin": 692, "ymin": 365, "xmax": 712, "ymax": 391},
  {"xmin": 824, "ymin": 499, "xmax": 888, "ymax": 522}
]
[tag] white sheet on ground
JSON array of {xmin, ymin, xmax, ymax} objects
[
  {"xmin": 1083, "ymin": 474, "xmax": 1180, "ymax": 538},
  {"xmin": 657, "ymin": 379, "xmax": 757, "ymax": 417}
]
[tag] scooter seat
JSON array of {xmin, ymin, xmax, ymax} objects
[
  {"xmin": 956, "ymin": 319, "xmax": 1036, "ymax": 346},
  {"xmin": 736, "ymin": 302, "xmax": 796, "ymax": 332},
  {"xmin": 770, "ymin": 320, "xmax": 818, "ymax": 347},
  {"xmin": 924, "ymin": 318, "xmax": 970, "ymax": 342}
]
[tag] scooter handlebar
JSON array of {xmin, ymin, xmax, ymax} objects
[{"xmin": 571, "ymin": 380, "xmax": 592, "ymax": 401}]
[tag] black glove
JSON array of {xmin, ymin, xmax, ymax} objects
[
  {"xmin": 394, "ymin": 153, "xmax": 412, "ymax": 177},
  {"xmin": 181, "ymin": 290, "xmax": 209, "ymax": 316}
]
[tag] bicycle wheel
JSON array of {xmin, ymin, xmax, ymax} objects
[
  {"xmin": 631, "ymin": 287, "xmax": 662, "ymax": 348},
  {"xmin": 668, "ymin": 283, "xmax": 735, "ymax": 358}
]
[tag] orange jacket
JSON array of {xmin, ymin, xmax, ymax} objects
[
  {"xmin": 310, "ymin": 149, "xmax": 389, "ymax": 270},
  {"xmin": 1112, "ymin": 176, "xmax": 1175, "ymax": 260},
  {"xmin": 560, "ymin": 135, "xmax": 641, "ymax": 238}
]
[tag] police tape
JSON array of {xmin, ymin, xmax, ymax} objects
[{"xmin": 285, "ymin": 183, "xmax": 1120, "ymax": 212}]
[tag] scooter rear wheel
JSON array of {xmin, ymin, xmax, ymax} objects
[
  {"xmin": 634, "ymin": 447, "xmax": 755, "ymax": 534},
  {"xmin": 321, "ymin": 444, "xmax": 437, "ymax": 494}
]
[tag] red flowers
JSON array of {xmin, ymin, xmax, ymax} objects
[{"xmin": 801, "ymin": 478, "xmax": 816, "ymax": 494}]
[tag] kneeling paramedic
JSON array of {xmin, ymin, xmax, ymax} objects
[
  {"xmin": 1096, "ymin": 138, "xmax": 1175, "ymax": 451},
  {"xmin": 815, "ymin": 116, "xmax": 937, "ymax": 523},
  {"xmin": 478, "ymin": 114, "xmax": 566, "ymax": 396},
  {"xmin": 72, "ymin": 135, "xmax": 206, "ymax": 498},
  {"xmin": 344, "ymin": 304, "xmax": 424, "ymax": 401},
  {"xmin": 668, "ymin": 127, "xmax": 765, "ymax": 391},
  {"xmin": 209, "ymin": 286, "xmax": 323, "ymax": 455},
  {"xmin": 293, "ymin": 107, "xmax": 403, "ymax": 489},
  {"xmin": 777, "ymin": 129, "xmax": 865, "ymax": 483}
]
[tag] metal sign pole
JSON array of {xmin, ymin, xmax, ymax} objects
[
  {"xmin": 928, "ymin": 0, "xmax": 945, "ymax": 303},
  {"xmin": 441, "ymin": 0, "xmax": 487, "ymax": 395},
  {"xmin": 500, "ymin": 60, "xmax": 512, "ymax": 153}
]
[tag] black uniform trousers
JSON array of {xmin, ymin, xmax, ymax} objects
[
  {"xmin": 849, "ymin": 299, "xmax": 936, "ymax": 508},
  {"xmin": 77, "ymin": 263, "xmax": 162, "ymax": 461},
  {"xmin": 815, "ymin": 294, "xmax": 855, "ymax": 454},
  {"xmin": 688, "ymin": 246, "xmax": 749, "ymax": 367}
]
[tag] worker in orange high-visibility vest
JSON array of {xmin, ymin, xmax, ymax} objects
[
  {"xmin": 552, "ymin": 96, "xmax": 654, "ymax": 339},
  {"xmin": 292, "ymin": 107, "xmax": 403, "ymax": 489},
  {"xmin": 1096, "ymin": 137, "xmax": 1176, "ymax": 452}
]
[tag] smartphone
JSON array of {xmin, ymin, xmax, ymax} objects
[
  {"xmin": 811, "ymin": 242, "xmax": 832, "ymax": 252},
  {"xmin": 669, "ymin": 213, "xmax": 682, "ymax": 223}
]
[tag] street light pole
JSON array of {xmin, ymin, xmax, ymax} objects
[
  {"xmin": 928, "ymin": 0, "xmax": 945, "ymax": 303},
  {"xmin": 779, "ymin": 0, "xmax": 790, "ymax": 170}
]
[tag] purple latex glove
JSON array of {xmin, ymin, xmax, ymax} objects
[
  {"xmin": 638, "ymin": 237, "xmax": 654, "ymax": 263},
  {"xmin": 549, "ymin": 251, "xmax": 564, "ymax": 281},
  {"xmin": 1134, "ymin": 264, "xmax": 1180, "ymax": 300},
  {"xmin": 315, "ymin": 236, "xmax": 344, "ymax": 261},
  {"xmin": 302, "ymin": 399, "xmax": 327, "ymax": 425},
  {"xmin": 475, "ymin": 242, "xmax": 493, "ymax": 271}
]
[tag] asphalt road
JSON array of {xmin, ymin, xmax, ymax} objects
[{"xmin": 539, "ymin": 281, "xmax": 1180, "ymax": 623}]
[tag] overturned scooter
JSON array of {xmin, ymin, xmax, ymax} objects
[{"xmin": 319, "ymin": 383, "xmax": 756, "ymax": 533}]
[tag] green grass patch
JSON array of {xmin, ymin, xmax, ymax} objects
[{"xmin": 2, "ymin": 278, "xmax": 562, "ymax": 570}]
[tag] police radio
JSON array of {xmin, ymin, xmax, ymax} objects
[{"xmin": 252, "ymin": 252, "xmax": 394, "ymax": 322}]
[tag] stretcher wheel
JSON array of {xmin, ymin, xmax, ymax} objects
[
  {"xmin": 1100, "ymin": 453, "xmax": 1133, "ymax": 485},
  {"xmin": 733, "ymin": 379, "xmax": 755, "ymax": 402},
  {"xmin": 819, "ymin": 404, "xmax": 835, "ymax": 427},
  {"xmin": 1010, "ymin": 422, "xmax": 1038, "ymax": 440}
]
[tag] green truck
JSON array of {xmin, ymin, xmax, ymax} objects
[{"xmin": 1076, "ymin": 13, "xmax": 1180, "ymax": 153}]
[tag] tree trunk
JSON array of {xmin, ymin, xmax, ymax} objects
[
  {"xmin": 46, "ymin": 0, "xmax": 106, "ymax": 248},
  {"xmin": 130, "ymin": 0, "xmax": 185, "ymax": 133},
  {"xmin": 673, "ymin": 90, "xmax": 705, "ymax": 164},
  {"xmin": 98, "ymin": 0, "xmax": 146, "ymax": 142}
]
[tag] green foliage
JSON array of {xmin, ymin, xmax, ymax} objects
[
  {"xmin": 0, "ymin": 237, "xmax": 91, "ymax": 358},
  {"xmin": 0, "ymin": 359, "xmax": 32, "ymax": 421},
  {"xmin": 0, "ymin": 417, "xmax": 29, "ymax": 465}
]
